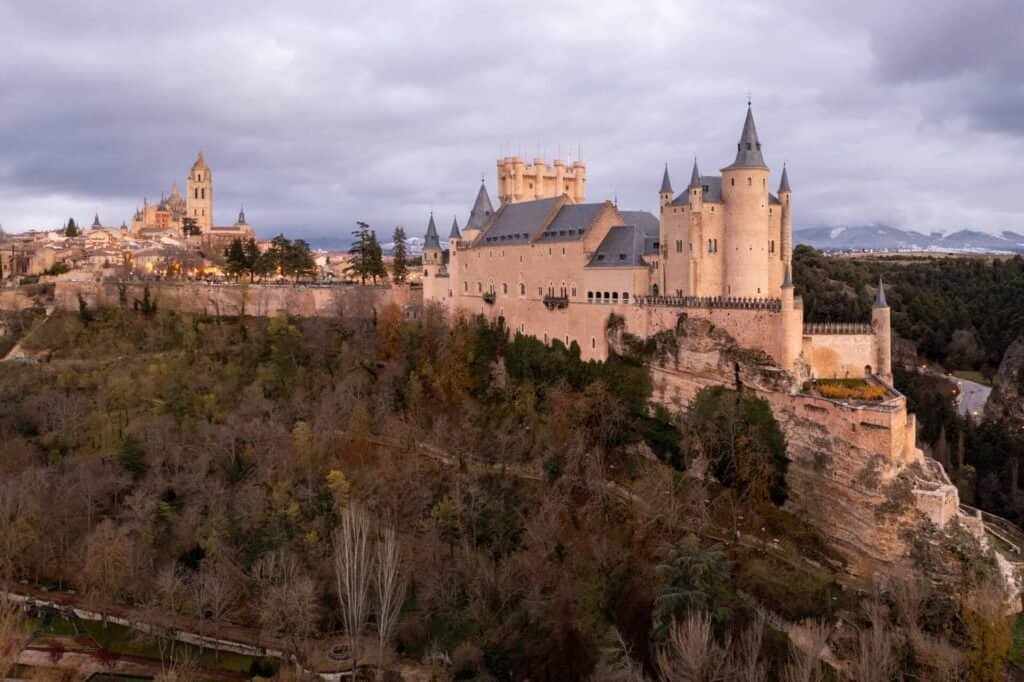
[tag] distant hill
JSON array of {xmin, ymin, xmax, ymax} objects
[
  {"xmin": 794, "ymin": 225, "xmax": 1024, "ymax": 254},
  {"xmin": 306, "ymin": 235, "xmax": 425, "ymax": 256}
]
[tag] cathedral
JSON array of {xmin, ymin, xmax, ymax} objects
[
  {"xmin": 128, "ymin": 152, "xmax": 255, "ymax": 249},
  {"xmin": 422, "ymin": 105, "xmax": 892, "ymax": 386}
]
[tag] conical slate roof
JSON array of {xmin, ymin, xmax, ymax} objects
[
  {"xmin": 466, "ymin": 180, "xmax": 494, "ymax": 229},
  {"xmin": 725, "ymin": 104, "xmax": 767, "ymax": 169},
  {"xmin": 92, "ymin": 213, "xmax": 101, "ymax": 227},
  {"xmin": 782, "ymin": 263, "xmax": 793, "ymax": 289},
  {"xmin": 424, "ymin": 213, "xmax": 441, "ymax": 250},
  {"xmin": 778, "ymin": 164, "xmax": 792, "ymax": 193},
  {"xmin": 688, "ymin": 159, "xmax": 702, "ymax": 190},
  {"xmin": 237, "ymin": 207, "xmax": 247, "ymax": 224},
  {"xmin": 659, "ymin": 164, "xmax": 673, "ymax": 194},
  {"xmin": 874, "ymin": 276, "xmax": 888, "ymax": 308},
  {"xmin": 449, "ymin": 216, "xmax": 461, "ymax": 240}
]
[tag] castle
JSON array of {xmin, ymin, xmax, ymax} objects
[
  {"xmin": 422, "ymin": 104, "xmax": 891, "ymax": 386},
  {"xmin": 418, "ymin": 104, "xmax": 987, "ymax": 561},
  {"xmin": 127, "ymin": 152, "xmax": 255, "ymax": 251}
]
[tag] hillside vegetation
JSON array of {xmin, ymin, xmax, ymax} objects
[{"xmin": 0, "ymin": 303, "xmax": 1010, "ymax": 679}]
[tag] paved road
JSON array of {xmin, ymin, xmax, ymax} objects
[{"xmin": 954, "ymin": 377, "xmax": 991, "ymax": 420}]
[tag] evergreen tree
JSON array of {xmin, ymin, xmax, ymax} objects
[
  {"xmin": 225, "ymin": 238, "xmax": 248, "ymax": 280},
  {"xmin": 391, "ymin": 226, "xmax": 409, "ymax": 284},
  {"xmin": 182, "ymin": 217, "xmax": 201, "ymax": 236},
  {"xmin": 64, "ymin": 218, "xmax": 79, "ymax": 237},
  {"xmin": 346, "ymin": 222, "xmax": 372, "ymax": 284},
  {"xmin": 367, "ymin": 230, "xmax": 387, "ymax": 284},
  {"xmin": 287, "ymin": 239, "xmax": 316, "ymax": 281},
  {"xmin": 239, "ymin": 238, "xmax": 260, "ymax": 282}
]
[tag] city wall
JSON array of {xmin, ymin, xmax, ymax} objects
[{"xmin": 53, "ymin": 280, "xmax": 421, "ymax": 317}]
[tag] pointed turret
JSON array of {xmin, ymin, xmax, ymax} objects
[
  {"xmin": 725, "ymin": 103, "xmax": 767, "ymax": 169},
  {"xmin": 659, "ymin": 164, "xmax": 673, "ymax": 194},
  {"xmin": 92, "ymin": 213, "xmax": 101, "ymax": 228},
  {"xmin": 782, "ymin": 264, "xmax": 793, "ymax": 289},
  {"xmin": 466, "ymin": 180, "xmax": 494, "ymax": 230},
  {"xmin": 688, "ymin": 158, "xmax": 701, "ymax": 189},
  {"xmin": 424, "ymin": 213, "xmax": 441, "ymax": 250},
  {"xmin": 778, "ymin": 164, "xmax": 792, "ymax": 194},
  {"xmin": 449, "ymin": 216, "xmax": 461, "ymax": 240},
  {"xmin": 237, "ymin": 207, "xmax": 247, "ymax": 225},
  {"xmin": 874, "ymin": 276, "xmax": 888, "ymax": 308}
]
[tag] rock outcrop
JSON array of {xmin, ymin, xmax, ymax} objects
[{"xmin": 987, "ymin": 335, "xmax": 1024, "ymax": 428}]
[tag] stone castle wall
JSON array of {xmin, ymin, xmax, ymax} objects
[{"xmin": 53, "ymin": 280, "xmax": 420, "ymax": 317}]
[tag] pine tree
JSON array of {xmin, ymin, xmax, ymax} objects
[
  {"xmin": 391, "ymin": 226, "xmax": 409, "ymax": 284},
  {"xmin": 367, "ymin": 231, "xmax": 387, "ymax": 284},
  {"xmin": 225, "ymin": 238, "xmax": 248, "ymax": 280},
  {"xmin": 243, "ymin": 238, "xmax": 261, "ymax": 282},
  {"xmin": 64, "ymin": 218, "xmax": 79, "ymax": 237},
  {"xmin": 346, "ymin": 222, "xmax": 372, "ymax": 284}
]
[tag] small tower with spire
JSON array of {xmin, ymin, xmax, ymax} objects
[
  {"xmin": 687, "ymin": 159, "xmax": 703, "ymax": 213},
  {"xmin": 659, "ymin": 164, "xmax": 673, "ymax": 210},
  {"xmin": 872, "ymin": 276, "xmax": 892, "ymax": 383},
  {"xmin": 778, "ymin": 164, "xmax": 793, "ymax": 267},
  {"xmin": 422, "ymin": 212, "xmax": 442, "ymax": 278},
  {"xmin": 462, "ymin": 178, "xmax": 494, "ymax": 243}
]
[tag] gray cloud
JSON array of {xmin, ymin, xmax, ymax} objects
[{"xmin": 0, "ymin": 0, "xmax": 1022, "ymax": 242}]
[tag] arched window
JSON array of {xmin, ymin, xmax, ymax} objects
[
  {"xmin": 747, "ymin": 177, "xmax": 752, "ymax": 186},
  {"xmin": 520, "ymin": 283, "xmax": 525, "ymax": 295},
  {"xmin": 730, "ymin": 178, "xmax": 735, "ymax": 187},
  {"xmin": 502, "ymin": 283, "xmax": 508, "ymax": 294}
]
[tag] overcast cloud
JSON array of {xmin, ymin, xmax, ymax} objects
[{"xmin": 1, "ymin": 0, "xmax": 1022, "ymax": 242}]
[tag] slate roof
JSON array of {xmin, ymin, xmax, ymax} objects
[
  {"xmin": 449, "ymin": 216, "xmax": 461, "ymax": 240},
  {"xmin": 874, "ymin": 276, "xmax": 888, "ymax": 308},
  {"xmin": 724, "ymin": 105, "xmax": 768, "ymax": 169},
  {"xmin": 537, "ymin": 203, "xmax": 607, "ymax": 241},
  {"xmin": 688, "ymin": 159, "xmax": 701, "ymax": 189},
  {"xmin": 479, "ymin": 196, "xmax": 561, "ymax": 244},
  {"xmin": 424, "ymin": 213, "xmax": 441, "ymax": 250},
  {"xmin": 778, "ymin": 165, "xmax": 792, "ymax": 193},
  {"xmin": 466, "ymin": 181, "xmax": 494, "ymax": 230},
  {"xmin": 587, "ymin": 225, "xmax": 650, "ymax": 268},
  {"xmin": 659, "ymin": 164, "xmax": 673, "ymax": 194},
  {"xmin": 672, "ymin": 176, "xmax": 723, "ymax": 204}
]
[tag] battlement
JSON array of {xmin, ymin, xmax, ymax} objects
[
  {"xmin": 636, "ymin": 294, "xmax": 782, "ymax": 312},
  {"xmin": 803, "ymin": 322, "xmax": 874, "ymax": 335},
  {"xmin": 497, "ymin": 156, "xmax": 586, "ymax": 204}
]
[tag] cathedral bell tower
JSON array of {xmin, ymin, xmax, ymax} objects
[{"xmin": 186, "ymin": 151, "xmax": 213, "ymax": 232}]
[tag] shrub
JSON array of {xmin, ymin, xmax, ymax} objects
[{"xmin": 804, "ymin": 379, "xmax": 886, "ymax": 401}]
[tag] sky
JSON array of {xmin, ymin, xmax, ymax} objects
[{"xmin": 1, "ymin": 0, "xmax": 1022, "ymax": 243}]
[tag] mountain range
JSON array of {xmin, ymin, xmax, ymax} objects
[{"xmin": 794, "ymin": 225, "xmax": 1024, "ymax": 254}]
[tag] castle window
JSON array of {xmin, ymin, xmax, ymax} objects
[
  {"xmin": 520, "ymin": 283, "xmax": 525, "ymax": 295},
  {"xmin": 587, "ymin": 291, "xmax": 593, "ymax": 300},
  {"xmin": 745, "ymin": 142, "xmax": 751, "ymax": 150},
  {"xmin": 195, "ymin": 189, "xmax": 199, "ymax": 199},
  {"xmin": 571, "ymin": 287, "xmax": 576, "ymax": 297},
  {"xmin": 464, "ymin": 282, "xmax": 468, "ymax": 291},
  {"xmin": 202, "ymin": 188, "xmax": 206, "ymax": 199},
  {"xmin": 769, "ymin": 240, "xmax": 775, "ymax": 254},
  {"xmin": 623, "ymin": 292, "xmax": 629, "ymax": 301},
  {"xmin": 592, "ymin": 337, "xmax": 596, "ymax": 349},
  {"xmin": 747, "ymin": 177, "xmax": 752, "ymax": 186},
  {"xmin": 612, "ymin": 292, "xmax": 619, "ymax": 301},
  {"xmin": 477, "ymin": 282, "xmax": 482, "ymax": 292},
  {"xmin": 703, "ymin": 184, "xmax": 709, "ymax": 193},
  {"xmin": 502, "ymin": 283, "xmax": 508, "ymax": 294},
  {"xmin": 676, "ymin": 240, "xmax": 682, "ymax": 253},
  {"xmin": 731, "ymin": 178, "xmax": 735, "ymax": 187},
  {"xmin": 562, "ymin": 247, "xmax": 565, "ymax": 255}
]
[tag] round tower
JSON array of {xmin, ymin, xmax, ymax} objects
[
  {"xmin": 721, "ymin": 104, "xmax": 770, "ymax": 298},
  {"xmin": 186, "ymin": 151, "xmax": 213, "ymax": 232},
  {"xmin": 572, "ymin": 160, "xmax": 586, "ymax": 203},
  {"xmin": 872, "ymin": 277, "xmax": 893, "ymax": 383},
  {"xmin": 422, "ymin": 213, "xmax": 442, "ymax": 278},
  {"xmin": 778, "ymin": 164, "xmax": 793, "ymax": 268}
]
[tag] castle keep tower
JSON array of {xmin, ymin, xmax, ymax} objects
[
  {"xmin": 497, "ymin": 156, "xmax": 585, "ymax": 205},
  {"xmin": 187, "ymin": 151, "xmax": 213, "ymax": 232},
  {"xmin": 721, "ymin": 104, "xmax": 771, "ymax": 297}
]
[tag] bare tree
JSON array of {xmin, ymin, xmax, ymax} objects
[
  {"xmin": 334, "ymin": 505, "xmax": 373, "ymax": 669},
  {"xmin": 781, "ymin": 619, "xmax": 831, "ymax": 682},
  {"xmin": 851, "ymin": 600, "xmax": 898, "ymax": 682},
  {"xmin": 0, "ymin": 595, "xmax": 27, "ymax": 680},
  {"xmin": 656, "ymin": 612, "xmax": 725, "ymax": 681},
  {"xmin": 727, "ymin": 614, "xmax": 767, "ymax": 682},
  {"xmin": 374, "ymin": 524, "xmax": 407, "ymax": 673}
]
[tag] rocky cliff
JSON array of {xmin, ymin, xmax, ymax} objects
[{"xmin": 611, "ymin": 311, "xmax": 962, "ymax": 573}]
